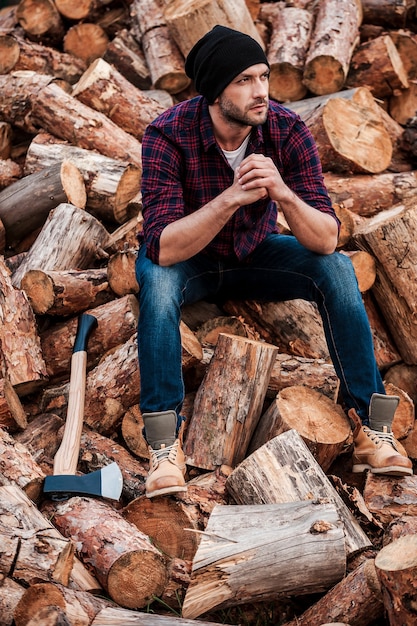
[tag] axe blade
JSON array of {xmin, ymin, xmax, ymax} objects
[{"xmin": 43, "ymin": 462, "xmax": 123, "ymax": 501}]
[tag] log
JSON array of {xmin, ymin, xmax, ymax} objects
[
  {"xmin": 346, "ymin": 35, "xmax": 409, "ymax": 99},
  {"xmin": 302, "ymin": 96, "xmax": 392, "ymax": 174},
  {"xmin": 54, "ymin": 0, "xmax": 113, "ymax": 21},
  {"xmin": 41, "ymin": 496, "xmax": 169, "ymax": 609},
  {"xmin": 120, "ymin": 403, "xmax": 148, "ymax": 459},
  {"xmin": 0, "ymin": 258, "xmax": 48, "ymax": 395},
  {"xmin": 107, "ymin": 248, "xmax": 139, "ymax": 296},
  {"xmin": 183, "ymin": 333, "xmax": 278, "ymax": 470},
  {"xmin": 224, "ymin": 298, "xmax": 329, "ymax": 360},
  {"xmin": 0, "ymin": 161, "xmax": 86, "ymax": 250},
  {"xmin": 163, "ymin": 0, "xmax": 264, "ymax": 58},
  {"xmin": 248, "ymin": 386, "xmax": 351, "ymax": 471},
  {"xmin": 103, "ymin": 28, "xmax": 151, "ymax": 91},
  {"xmin": 361, "ymin": 0, "xmax": 416, "ymax": 29},
  {"xmin": 0, "ymin": 578, "xmax": 26, "ymax": 626},
  {"xmin": 0, "ymin": 378, "xmax": 28, "ymax": 431},
  {"xmin": 24, "ymin": 132, "xmax": 141, "ymax": 225},
  {"xmin": 0, "ymin": 427, "xmax": 45, "ymax": 502},
  {"xmin": 389, "ymin": 78, "xmax": 417, "ymax": 125},
  {"xmin": 0, "ymin": 158, "xmax": 22, "ymax": 190},
  {"xmin": 11, "ymin": 203, "xmax": 111, "ymax": 288},
  {"xmin": 195, "ymin": 315, "xmax": 257, "ymax": 347},
  {"xmin": 375, "ymin": 535, "xmax": 417, "ymax": 625},
  {"xmin": 21, "ymin": 267, "xmax": 114, "ymax": 316},
  {"xmin": 384, "ymin": 382, "xmax": 415, "ymax": 441},
  {"xmin": 323, "ymin": 170, "xmax": 417, "ymax": 217},
  {"xmin": 141, "ymin": 25, "xmax": 190, "ymax": 94},
  {"xmin": 181, "ymin": 501, "xmax": 346, "ymax": 619},
  {"xmin": 0, "ymin": 485, "xmax": 74, "ymax": 586},
  {"xmin": 91, "ymin": 605, "xmax": 227, "ymax": 625},
  {"xmin": 390, "ymin": 28, "xmax": 417, "ymax": 81},
  {"xmin": 63, "ymin": 22, "xmax": 109, "ymax": 65},
  {"xmin": 384, "ymin": 362, "xmax": 417, "ymax": 406},
  {"xmin": 340, "ymin": 250, "xmax": 376, "ymax": 292},
  {"xmin": 303, "ymin": 0, "xmax": 362, "ymax": 95},
  {"xmin": 13, "ymin": 582, "xmax": 112, "ymax": 626},
  {"xmin": 363, "ymin": 473, "xmax": 417, "ymax": 525},
  {"xmin": 0, "ymin": 33, "xmax": 86, "ymax": 83},
  {"xmin": 267, "ymin": 353, "xmax": 339, "ymax": 401},
  {"xmin": 362, "ymin": 291, "xmax": 402, "ymax": 371},
  {"xmin": 123, "ymin": 495, "xmax": 200, "ymax": 560},
  {"xmin": 226, "ymin": 429, "xmax": 372, "ymax": 557},
  {"xmin": 14, "ymin": 412, "xmax": 63, "ymax": 467},
  {"xmin": 282, "ymin": 558, "xmax": 384, "ymax": 626},
  {"xmin": 266, "ymin": 6, "xmax": 312, "ymax": 102},
  {"xmin": 0, "ymin": 120, "xmax": 12, "ymax": 159},
  {"xmin": 72, "ymin": 57, "xmax": 165, "ymax": 142},
  {"xmin": 354, "ymin": 204, "xmax": 417, "ymax": 364},
  {"xmin": 16, "ymin": 0, "xmax": 65, "ymax": 43},
  {"xmin": 0, "ymin": 72, "xmax": 55, "ymax": 134},
  {"xmin": 40, "ymin": 294, "xmax": 139, "ymax": 380}
]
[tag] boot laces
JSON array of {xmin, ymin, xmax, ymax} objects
[
  {"xmin": 364, "ymin": 425, "xmax": 397, "ymax": 449},
  {"xmin": 150, "ymin": 440, "xmax": 179, "ymax": 465}
]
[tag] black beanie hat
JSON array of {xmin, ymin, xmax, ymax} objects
[{"xmin": 185, "ymin": 25, "xmax": 269, "ymax": 104}]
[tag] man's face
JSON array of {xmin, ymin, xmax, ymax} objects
[{"xmin": 216, "ymin": 63, "xmax": 270, "ymax": 128}]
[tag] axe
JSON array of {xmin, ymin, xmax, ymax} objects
[{"xmin": 44, "ymin": 313, "xmax": 123, "ymax": 501}]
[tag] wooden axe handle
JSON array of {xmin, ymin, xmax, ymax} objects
[{"xmin": 53, "ymin": 313, "xmax": 97, "ymax": 476}]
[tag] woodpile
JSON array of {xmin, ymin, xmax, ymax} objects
[{"xmin": 2, "ymin": 0, "xmax": 417, "ymax": 624}]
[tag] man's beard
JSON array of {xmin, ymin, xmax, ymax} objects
[{"xmin": 217, "ymin": 95, "xmax": 268, "ymax": 127}]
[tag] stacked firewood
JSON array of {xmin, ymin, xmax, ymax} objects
[{"xmin": 2, "ymin": 0, "xmax": 417, "ymax": 624}]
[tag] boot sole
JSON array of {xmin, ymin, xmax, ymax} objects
[
  {"xmin": 352, "ymin": 463, "xmax": 413, "ymax": 476},
  {"xmin": 146, "ymin": 484, "xmax": 187, "ymax": 498}
]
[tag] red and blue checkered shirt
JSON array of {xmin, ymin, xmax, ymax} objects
[{"xmin": 139, "ymin": 96, "xmax": 339, "ymax": 264}]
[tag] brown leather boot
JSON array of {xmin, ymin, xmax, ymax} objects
[
  {"xmin": 349, "ymin": 393, "xmax": 413, "ymax": 477},
  {"xmin": 143, "ymin": 410, "xmax": 187, "ymax": 498}
]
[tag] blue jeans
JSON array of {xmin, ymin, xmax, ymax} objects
[{"xmin": 135, "ymin": 234, "xmax": 384, "ymax": 423}]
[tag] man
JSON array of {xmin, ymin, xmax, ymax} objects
[{"xmin": 136, "ymin": 25, "xmax": 412, "ymax": 498}]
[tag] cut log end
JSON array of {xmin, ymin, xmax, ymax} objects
[{"xmin": 303, "ymin": 56, "xmax": 346, "ymax": 96}]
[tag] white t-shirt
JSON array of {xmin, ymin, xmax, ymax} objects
[{"xmin": 222, "ymin": 135, "xmax": 250, "ymax": 171}]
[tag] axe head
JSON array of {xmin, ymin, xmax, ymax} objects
[{"xmin": 43, "ymin": 462, "xmax": 123, "ymax": 501}]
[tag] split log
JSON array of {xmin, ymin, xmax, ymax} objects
[
  {"xmin": 21, "ymin": 267, "xmax": 114, "ymax": 316},
  {"xmin": 13, "ymin": 582, "xmax": 112, "ymax": 626},
  {"xmin": 0, "ymin": 485, "xmax": 74, "ymax": 586},
  {"xmin": 91, "ymin": 606, "xmax": 227, "ymax": 625},
  {"xmin": 354, "ymin": 204, "xmax": 417, "ymax": 364},
  {"xmin": 72, "ymin": 57, "xmax": 165, "ymax": 142},
  {"xmin": 16, "ymin": 0, "xmax": 65, "ymax": 43},
  {"xmin": 341, "ymin": 250, "xmax": 376, "ymax": 292},
  {"xmin": 163, "ymin": 0, "xmax": 264, "ymax": 58},
  {"xmin": 375, "ymin": 535, "xmax": 417, "ymax": 625},
  {"xmin": 0, "ymin": 33, "xmax": 86, "ymax": 82},
  {"xmin": 248, "ymin": 386, "xmax": 351, "ymax": 471},
  {"xmin": 265, "ymin": 7, "xmax": 312, "ymax": 102},
  {"xmin": 107, "ymin": 248, "xmax": 139, "ymax": 296},
  {"xmin": 389, "ymin": 79, "xmax": 417, "ymax": 125},
  {"xmin": 363, "ymin": 473, "xmax": 417, "ymax": 525},
  {"xmin": 11, "ymin": 203, "xmax": 111, "ymax": 288},
  {"xmin": 181, "ymin": 501, "xmax": 346, "ymax": 619},
  {"xmin": 0, "ymin": 161, "xmax": 86, "ymax": 250},
  {"xmin": 41, "ymin": 495, "xmax": 169, "ymax": 609},
  {"xmin": 323, "ymin": 170, "xmax": 417, "ymax": 217},
  {"xmin": 180, "ymin": 319, "xmax": 204, "ymax": 370},
  {"xmin": 25, "ymin": 78, "xmax": 142, "ymax": 167},
  {"xmin": 184, "ymin": 333, "xmax": 278, "ymax": 470},
  {"xmin": 282, "ymin": 558, "xmax": 384, "ymax": 626},
  {"xmin": 195, "ymin": 315, "xmax": 257, "ymax": 347},
  {"xmin": 224, "ymin": 298, "xmax": 329, "ymax": 360},
  {"xmin": 106, "ymin": 215, "xmax": 142, "ymax": 253},
  {"xmin": 24, "ymin": 132, "xmax": 141, "ymax": 224},
  {"xmin": 226, "ymin": 429, "xmax": 372, "ymax": 556},
  {"xmin": 120, "ymin": 403, "xmax": 148, "ymax": 459},
  {"xmin": 0, "ymin": 258, "xmax": 48, "ymax": 395},
  {"xmin": 79, "ymin": 429, "xmax": 148, "ymax": 501},
  {"xmin": 267, "ymin": 353, "xmax": 339, "ymax": 401},
  {"xmin": 40, "ymin": 294, "xmax": 139, "ymax": 380},
  {"xmin": 63, "ymin": 22, "xmax": 109, "ymax": 65},
  {"xmin": 0, "ymin": 378, "xmax": 28, "ymax": 431},
  {"xmin": 0, "ymin": 578, "xmax": 26, "ymax": 626},
  {"xmin": 0, "ymin": 427, "xmax": 45, "ymax": 501},
  {"xmin": 346, "ymin": 35, "xmax": 409, "ymax": 99},
  {"xmin": 123, "ymin": 495, "xmax": 200, "ymax": 560},
  {"xmin": 303, "ymin": 0, "xmax": 362, "ymax": 95},
  {"xmin": 0, "ymin": 158, "xmax": 22, "ymax": 190},
  {"xmin": 103, "ymin": 28, "xmax": 151, "ymax": 90},
  {"xmin": 302, "ymin": 96, "xmax": 392, "ymax": 174}
]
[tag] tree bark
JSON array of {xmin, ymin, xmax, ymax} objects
[
  {"xmin": 267, "ymin": 353, "xmax": 339, "ymax": 401},
  {"xmin": 103, "ymin": 28, "xmax": 151, "ymax": 91},
  {"xmin": 41, "ymin": 495, "xmax": 169, "ymax": 609},
  {"xmin": 0, "ymin": 428, "xmax": 45, "ymax": 501},
  {"xmin": 363, "ymin": 473, "xmax": 417, "ymax": 525},
  {"xmin": 0, "ymin": 378, "xmax": 28, "ymax": 431},
  {"xmin": 184, "ymin": 333, "xmax": 278, "ymax": 470},
  {"xmin": 0, "ymin": 577, "xmax": 26, "ymax": 626},
  {"xmin": 248, "ymin": 385, "xmax": 351, "ymax": 471},
  {"xmin": 303, "ymin": 0, "xmax": 362, "ymax": 95},
  {"xmin": 182, "ymin": 501, "xmax": 346, "ymax": 619},
  {"xmin": 11, "ymin": 203, "xmax": 111, "ymax": 288},
  {"xmin": 0, "ymin": 158, "xmax": 22, "ymax": 191},
  {"xmin": 226, "ymin": 429, "xmax": 372, "ymax": 556},
  {"xmin": 0, "ymin": 161, "xmax": 86, "ymax": 249}
]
